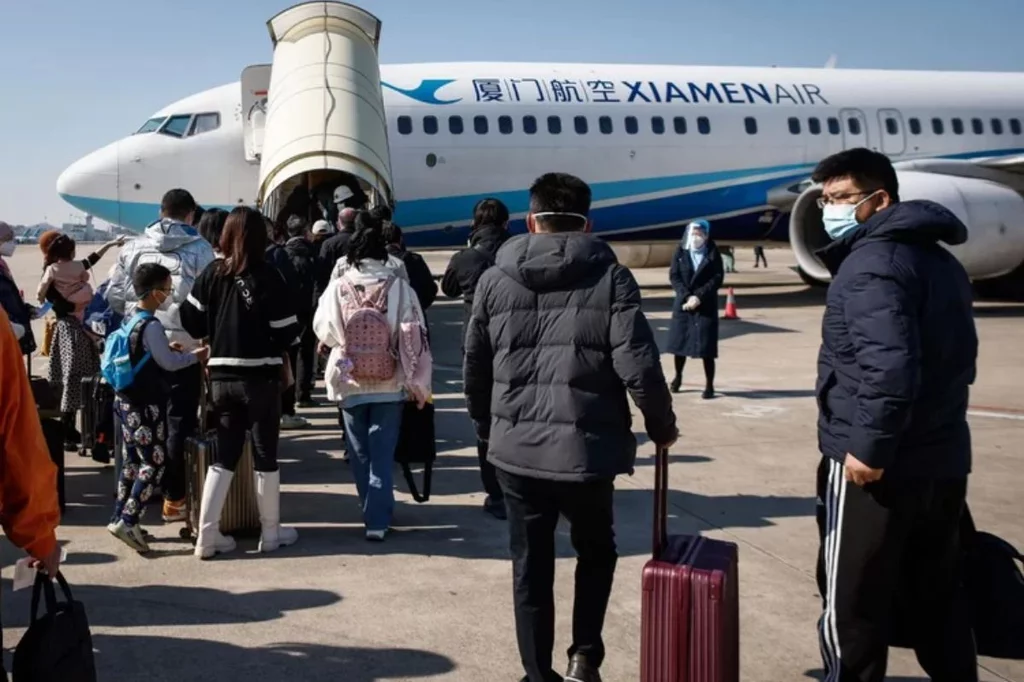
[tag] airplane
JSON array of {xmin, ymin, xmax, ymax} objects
[{"xmin": 56, "ymin": 1, "xmax": 1024, "ymax": 297}]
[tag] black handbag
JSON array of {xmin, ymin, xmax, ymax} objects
[
  {"xmin": 13, "ymin": 573, "xmax": 97, "ymax": 681},
  {"xmin": 890, "ymin": 505, "xmax": 1024, "ymax": 660},
  {"xmin": 393, "ymin": 400, "xmax": 436, "ymax": 503}
]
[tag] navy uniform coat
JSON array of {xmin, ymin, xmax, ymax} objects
[{"xmin": 666, "ymin": 241, "xmax": 724, "ymax": 358}]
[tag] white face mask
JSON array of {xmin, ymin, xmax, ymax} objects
[
  {"xmin": 156, "ymin": 290, "xmax": 173, "ymax": 311},
  {"xmin": 0, "ymin": 241, "xmax": 15, "ymax": 257},
  {"xmin": 689, "ymin": 236, "xmax": 706, "ymax": 250}
]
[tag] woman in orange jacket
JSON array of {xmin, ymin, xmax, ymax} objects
[{"xmin": 0, "ymin": 306, "xmax": 62, "ymax": 575}]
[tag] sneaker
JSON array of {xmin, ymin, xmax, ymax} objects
[
  {"xmin": 702, "ymin": 387, "xmax": 715, "ymax": 400},
  {"xmin": 483, "ymin": 496, "xmax": 507, "ymax": 520},
  {"xmin": 296, "ymin": 398, "xmax": 318, "ymax": 409},
  {"xmin": 565, "ymin": 653, "xmax": 602, "ymax": 682},
  {"xmin": 162, "ymin": 498, "xmax": 188, "ymax": 523},
  {"xmin": 280, "ymin": 414, "xmax": 309, "ymax": 430},
  {"xmin": 365, "ymin": 529, "xmax": 387, "ymax": 542},
  {"xmin": 110, "ymin": 520, "xmax": 151, "ymax": 553},
  {"xmin": 669, "ymin": 377, "xmax": 682, "ymax": 394}
]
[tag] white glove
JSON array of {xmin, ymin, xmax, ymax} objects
[{"xmin": 682, "ymin": 295, "xmax": 700, "ymax": 311}]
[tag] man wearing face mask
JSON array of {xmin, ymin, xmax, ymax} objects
[
  {"xmin": 464, "ymin": 173, "xmax": 677, "ymax": 682},
  {"xmin": 811, "ymin": 148, "xmax": 978, "ymax": 682}
]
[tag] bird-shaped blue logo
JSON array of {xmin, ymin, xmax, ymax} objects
[{"xmin": 381, "ymin": 79, "xmax": 462, "ymax": 105}]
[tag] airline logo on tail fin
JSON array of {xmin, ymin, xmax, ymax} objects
[{"xmin": 381, "ymin": 79, "xmax": 462, "ymax": 105}]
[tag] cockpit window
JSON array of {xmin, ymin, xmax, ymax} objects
[
  {"xmin": 189, "ymin": 113, "xmax": 221, "ymax": 136},
  {"xmin": 160, "ymin": 115, "xmax": 193, "ymax": 138},
  {"xmin": 135, "ymin": 117, "xmax": 167, "ymax": 134}
]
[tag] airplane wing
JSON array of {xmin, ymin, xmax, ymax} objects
[{"xmin": 972, "ymin": 154, "xmax": 1024, "ymax": 174}]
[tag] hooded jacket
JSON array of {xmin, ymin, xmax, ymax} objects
[
  {"xmin": 815, "ymin": 200, "xmax": 977, "ymax": 479},
  {"xmin": 464, "ymin": 232, "xmax": 677, "ymax": 482},
  {"xmin": 283, "ymin": 236, "xmax": 319, "ymax": 319},
  {"xmin": 106, "ymin": 218, "xmax": 215, "ymax": 350},
  {"xmin": 442, "ymin": 224, "xmax": 510, "ymax": 331}
]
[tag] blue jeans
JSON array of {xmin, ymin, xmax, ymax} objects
[{"xmin": 342, "ymin": 401, "xmax": 403, "ymax": 532}]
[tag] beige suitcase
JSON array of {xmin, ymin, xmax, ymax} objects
[{"xmin": 181, "ymin": 432, "xmax": 261, "ymax": 541}]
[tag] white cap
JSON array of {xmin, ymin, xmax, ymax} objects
[
  {"xmin": 333, "ymin": 186, "xmax": 354, "ymax": 205},
  {"xmin": 312, "ymin": 219, "xmax": 333, "ymax": 235}
]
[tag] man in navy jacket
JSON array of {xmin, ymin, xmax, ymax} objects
[{"xmin": 811, "ymin": 148, "xmax": 978, "ymax": 682}]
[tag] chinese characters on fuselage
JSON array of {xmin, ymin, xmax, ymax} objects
[{"xmin": 470, "ymin": 79, "xmax": 828, "ymax": 106}]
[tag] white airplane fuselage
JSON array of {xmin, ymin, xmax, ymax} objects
[{"xmin": 57, "ymin": 62, "xmax": 1024, "ymax": 277}]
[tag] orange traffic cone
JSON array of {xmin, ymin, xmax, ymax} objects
[{"xmin": 723, "ymin": 287, "xmax": 740, "ymax": 320}]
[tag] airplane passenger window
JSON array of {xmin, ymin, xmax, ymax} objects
[
  {"xmin": 991, "ymin": 118, "xmax": 1004, "ymax": 135},
  {"xmin": 398, "ymin": 116, "xmax": 413, "ymax": 135},
  {"xmin": 808, "ymin": 117, "xmax": 821, "ymax": 135},
  {"xmin": 673, "ymin": 117, "xmax": 687, "ymax": 134},
  {"xmin": 625, "ymin": 116, "xmax": 639, "ymax": 135},
  {"xmin": 951, "ymin": 118, "xmax": 964, "ymax": 135},
  {"xmin": 499, "ymin": 116, "xmax": 514, "ymax": 134},
  {"xmin": 828, "ymin": 117, "xmax": 841, "ymax": 135},
  {"xmin": 449, "ymin": 116, "xmax": 464, "ymax": 134},
  {"xmin": 848, "ymin": 118, "xmax": 862, "ymax": 135},
  {"xmin": 908, "ymin": 118, "xmax": 921, "ymax": 135},
  {"xmin": 160, "ymin": 115, "xmax": 193, "ymax": 138},
  {"xmin": 523, "ymin": 115, "xmax": 538, "ymax": 135},
  {"xmin": 885, "ymin": 118, "xmax": 899, "ymax": 135},
  {"xmin": 548, "ymin": 116, "xmax": 562, "ymax": 134},
  {"xmin": 423, "ymin": 116, "xmax": 439, "ymax": 135},
  {"xmin": 189, "ymin": 114, "xmax": 221, "ymax": 136},
  {"xmin": 744, "ymin": 117, "xmax": 758, "ymax": 135},
  {"xmin": 972, "ymin": 118, "xmax": 984, "ymax": 134},
  {"xmin": 135, "ymin": 117, "xmax": 167, "ymax": 134},
  {"xmin": 697, "ymin": 117, "xmax": 710, "ymax": 135},
  {"xmin": 474, "ymin": 115, "xmax": 489, "ymax": 134},
  {"xmin": 931, "ymin": 118, "xmax": 944, "ymax": 135},
  {"xmin": 651, "ymin": 117, "xmax": 665, "ymax": 135},
  {"xmin": 1011, "ymin": 119, "xmax": 1022, "ymax": 135},
  {"xmin": 788, "ymin": 117, "xmax": 801, "ymax": 135},
  {"xmin": 599, "ymin": 116, "xmax": 613, "ymax": 134},
  {"xmin": 575, "ymin": 116, "xmax": 589, "ymax": 134}
]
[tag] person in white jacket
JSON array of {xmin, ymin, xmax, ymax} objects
[
  {"xmin": 105, "ymin": 189, "xmax": 215, "ymax": 524},
  {"xmin": 314, "ymin": 211, "xmax": 432, "ymax": 541}
]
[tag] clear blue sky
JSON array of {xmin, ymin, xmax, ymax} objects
[{"xmin": 1, "ymin": 0, "xmax": 1021, "ymax": 226}]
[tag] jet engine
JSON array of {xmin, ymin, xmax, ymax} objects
[{"xmin": 789, "ymin": 171, "xmax": 1024, "ymax": 297}]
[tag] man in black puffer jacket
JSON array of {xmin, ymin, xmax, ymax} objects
[
  {"xmin": 284, "ymin": 215, "xmax": 320, "ymax": 409},
  {"xmin": 811, "ymin": 149, "xmax": 978, "ymax": 682},
  {"xmin": 443, "ymin": 198, "xmax": 511, "ymax": 518},
  {"xmin": 465, "ymin": 173, "xmax": 677, "ymax": 682}
]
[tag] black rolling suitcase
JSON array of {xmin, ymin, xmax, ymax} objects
[{"xmin": 78, "ymin": 375, "xmax": 113, "ymax": 463}]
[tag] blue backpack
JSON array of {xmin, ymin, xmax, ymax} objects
[{"xmin": 100, "ymin": 312, "xmax": 155, "ymax": 392}]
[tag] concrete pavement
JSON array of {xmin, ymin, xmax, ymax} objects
[{"xmin": 2, "ymin": 245, "xmax": 1021, "ymax": 681}]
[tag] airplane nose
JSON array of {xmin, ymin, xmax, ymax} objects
[{"xmin": 56, "ymin": 141, "xmax": 120, "ymax": 221}]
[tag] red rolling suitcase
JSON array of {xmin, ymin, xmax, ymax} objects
[{"xmin": 640, "ymin": 447, "xmax": 740, "ymax": 682}]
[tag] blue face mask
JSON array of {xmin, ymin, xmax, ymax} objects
[{"xmin": 821, "ymin": 192, "xmax": 877, "ymax": 240}]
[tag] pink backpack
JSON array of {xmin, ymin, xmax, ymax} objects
[{"xmin": 338, "ymin": 274, "xmax": 397, "ymax": 382}]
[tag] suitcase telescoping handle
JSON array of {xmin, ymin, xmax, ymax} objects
[
  {"xmin": 652, "ymin": 446, "xmax": 670, "ymax": 559},
  {"xmin": 199, "ymin": 371, "xmax": 213, "ymax": 429}
]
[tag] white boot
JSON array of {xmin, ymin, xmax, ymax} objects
[
  {"xmin": 255, "ymin": 470, "xmax": 298, "ymax": 553},
  {"xmin": 194, "ymin": 466, "xmax": 238, "ymax": 560}
]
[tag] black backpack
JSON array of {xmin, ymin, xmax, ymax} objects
[
  {"xmin": 962, "ymin": 508, "xmax": 1024, "ymax": 659},
  {"xmin": 13, "ymin": 573, "xmax": 96, "ymax": 681}
]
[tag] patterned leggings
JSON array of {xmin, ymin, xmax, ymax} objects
[{"xmin": 113, "ymin": 396, "xmax": 167, "ymax": 527}]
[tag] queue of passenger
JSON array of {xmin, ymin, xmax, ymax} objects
[{"xmin": 0, "ymin": 147, "xmax": 990, "ymax": 682}]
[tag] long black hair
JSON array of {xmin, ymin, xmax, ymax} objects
[
  {"xmin": 218, "ymin": 206, "xmax": 268, "ymax": 276},
  {"xmin": 346, "ymin": 210, "xmax": 388, "ymax": 268}
]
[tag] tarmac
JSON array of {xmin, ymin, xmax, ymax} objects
[{"xmin": 2, "ymin": 245, "xmax": 1022, "ymax": 681}]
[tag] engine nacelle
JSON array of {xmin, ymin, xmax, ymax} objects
[{"xmin": 790, "ymin": 171, "xmax": 1024, "ymax": 284}]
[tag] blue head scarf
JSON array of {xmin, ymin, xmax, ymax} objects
[{"xmin": 684, "ymin": 220, "xmax": 711, "ymax": 269}]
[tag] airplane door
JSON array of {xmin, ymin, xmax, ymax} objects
[
  {"xmin": 877, "ymin": 109, "xmax": 906, "ymax": 156},
  {"xmin": 840, "ymin": 109, "xmax": 869, "ymax": 150}
]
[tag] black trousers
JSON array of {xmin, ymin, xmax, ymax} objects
[
  {"xmin": 165, "ymin": 363, "xmax": 202, "ymax": 501},
  {"xmin": 497, "ymin": 470, "xmax": 618, "ymax": 682},
  {"xmin": 477, "ymin": 439, "xmax": 503, "ymax": 501},
  {"xmin": 815, "ymin": 457, "xmax": 977, "ymax": 682},
  {"xmin": 212, "ymin": 378, "xmax": 282, "ymax": 472},
  {"xmin": 282, "ymin": 319, "xmax": 316, "ymax": 414}
]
